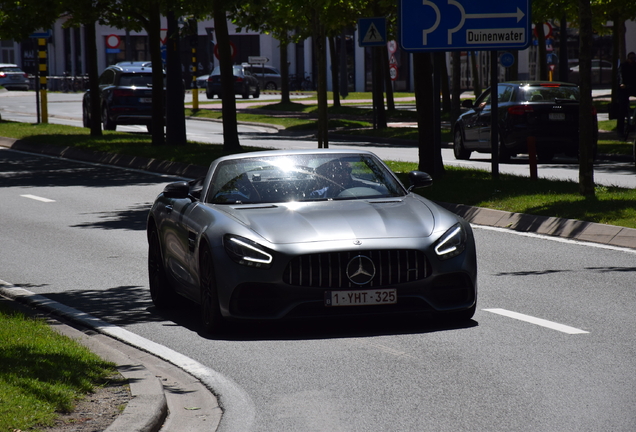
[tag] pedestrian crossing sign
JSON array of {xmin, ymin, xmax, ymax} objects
[{"xmin": 358, "ymin": 17, "xmax": 386, "ymax": 47}]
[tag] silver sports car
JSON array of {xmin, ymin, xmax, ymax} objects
[{"xmin": 147, "ymin": 149, "xmax": 477, "ymax": 333}]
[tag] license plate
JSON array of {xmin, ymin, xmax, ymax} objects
[
  {"xmin": 549, "ymin": 112, "xmax": 565, "ymax": 120},
  {"xmin": 140, "ymin": 98, "xmax": 152, "ymax": 103},
  {"xmin": 325, "ymin": 288, "xmax": 397, "ymax": 307}
]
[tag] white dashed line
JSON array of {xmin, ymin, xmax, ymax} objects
[
  {"xmin": 483, "ymin": 308, "xmax": 589, "ymax": 334},
  {"xmin": 21, "ymin": 194, "xmax": 56, "ymax": 203}
]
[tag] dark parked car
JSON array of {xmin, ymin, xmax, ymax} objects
[
  {"xmin": 82, "ymin": 64, "xmax": 164, "ymax": 132},
  {"xmin": 244, "ymin": 64, "xmax": 282, "ymax": 90},
  {"xmin": 206, "ymin": 65, "xmax": 260, "ymax": 99},
  {"xmin": 568, "ymin": 59, "xmax": 614, "ymax": 85},
  {"xmin": 453, "ymin": 81, "xmax": 598, "ymax": 163},
  {"xmin": 147, "ymin": 149, "xmax": 478, "ymax": 334},
  {"xmin": 0, "ymin": 63, "xmax": 30, "ymax": 91}
]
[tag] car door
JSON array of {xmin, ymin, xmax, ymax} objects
[
  {"xmin": 477, "ymin": 85, "xmax": 514, "ymax": 149},
  {"xmin": 461, "ymin": 89, "xmax": 491, "ymax": 147},
  {"xmin": 160, "ymin": 197, "xmax": 202, "ymax": 299}
]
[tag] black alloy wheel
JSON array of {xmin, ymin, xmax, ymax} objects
[
  {"xmin": 102, "ymin": 106, "xmax": 116, "ymax": 130},
  {"xmin": 82, "ymin": 102, "xmax": 91, "ymax": 128},
  {"xmin": 453, "ymin": 128, "xmax": 471, "ymax": 160}
]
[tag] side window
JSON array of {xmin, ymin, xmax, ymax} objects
[
  {"xmin": 498, "ymin": 85, "xmax": 513, "ymax": 103},
  {"xmin": 98, "ymin": 70, "xmax": 114, "ymax": 86},
  {"xmin": 474, "ymin": 89, "xmax": 491, "ymax": 109}
]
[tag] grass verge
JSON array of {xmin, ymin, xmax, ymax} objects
[
  {"xmin": 0, "ymin": 303, "xmax": 118, "ymax": 432},
  {"xmin": 1, "ymin": 120, "xmax": 634, "ymax": 229}
]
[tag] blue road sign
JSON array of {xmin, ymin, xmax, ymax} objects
[
  {"xmin": 500, "ymin": 52, "xmax": 515, "ymax": 68},
  {"xmin": 399, "ymin": 0, "xmax": 531, "ymax": 52},
  {"xmin": 30, "ymin": 30, "xmax": 52, "ymax": 38},
  {"xmin": 358, "ymin": 17, "xmax": 387, "ymax": 47}
]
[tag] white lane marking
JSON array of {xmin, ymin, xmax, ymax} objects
[
  {"xmin": 21, "ymin": 194, "xmax": 56, "ymax": 203},
  {"xmin": 484, "ymin": 308, "xmax": 589, "ymax": 334}
]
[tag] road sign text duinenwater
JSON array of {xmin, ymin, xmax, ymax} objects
[{"xmin": 398, "ymin": 0, "xmax": 531, "ymax": 52}]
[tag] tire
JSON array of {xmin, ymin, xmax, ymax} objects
[
  {"xmin": 82, "ymin": 102, "xmax": 91, "ymax": 128},
  {"xmin": 498, "ymin": 137, "xmax": 511, "ymax": 163},
  {"xmin": 148, "ymin": 227, "xmax": 176, "ymax": 309},
  {"xmin": 102, "ymin": 106, "xmax": 116, "ymax": 131},
  {"xmin": 254, "ymin": 87, "xmax": 260, "ymax": 99},
  {"xmin": 206, "ymin": 91, "xmax": 214, "ymax": 99},
  {"xmin": 200, "ymin": 245, "xmax": 224, "ymax": 334},
  {"xmin": 242, "ymin": 86, "xmax": 250, "ymax": 99},
  {"xmin": 453, "ymin": 128, "xmax": 471, "ymax": 160},
  {"xmin": 537, "ymin": 149, "xmax": 555, "ymax": 163},
  {"xmin": 265, "ymin": 82, "xmax": 277, "ymax": 90}
]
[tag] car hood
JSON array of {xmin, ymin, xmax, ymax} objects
[{"xmin": 217, "ymin": 196, "xmax": 436, "ymax": 244}]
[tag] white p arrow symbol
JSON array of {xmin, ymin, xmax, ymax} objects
[{"xmin": 421, "ymin": 0, "xmax": 441, "ymax": 45}]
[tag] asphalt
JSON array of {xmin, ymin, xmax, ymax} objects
[{"xmin": 1, "ymin": 132, "xmax": 635, "ymax": 432}]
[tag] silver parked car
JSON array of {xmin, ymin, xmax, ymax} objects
[
  {"xmin": 0, "ymin": 64, "xmax": 30, "ymax": 91},
  {"xmin": 244, "ymin": 64, "xmax": 282, "ymax": 90},
  {"xmin": 147, "ymin": 149, "xmax": 478, "ymax": 334}
]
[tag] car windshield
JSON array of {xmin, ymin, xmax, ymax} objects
[
  {"xmin": 210, "ymin": 66, "xmax": 244, "ymax": 77},
  {"xmin": 0, "ymin": 67, "xmax": 23, "ymax": 73},
  {"xmin": 517, "ymin": 85, "xmax": 579, "ymax": 102},
  {"xmin": 118, "ymin": 74, "xmax": 154, "ymax": 87},
  {"xmin": 208, "ymin": 154, "xmax": 406, "ymax": 204}
]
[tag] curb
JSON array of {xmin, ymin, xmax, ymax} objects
[{"xmin": 0, "ymin": 284, "xmax": 168, "ymax": 432}]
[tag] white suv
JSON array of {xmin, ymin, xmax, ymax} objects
[{"xmin": 0, "ymin": 64, "xmax": 30, "ymax": 91}]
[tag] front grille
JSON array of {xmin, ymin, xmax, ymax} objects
[{"xmin": 283, "ymin": 250, "xmax": 429, "ymax": 288}]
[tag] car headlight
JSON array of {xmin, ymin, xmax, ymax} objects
[
  {"xmin": 434, "ymin": 223, "xmax": 466, "ymax": 260},
  {"xmin": 224, "ymin": 235, "xmax": 273, "ymax": 269}
]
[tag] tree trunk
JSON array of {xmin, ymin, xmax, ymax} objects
[
  {"xmin": 414, "ymin": 53, "xmax": 439, "ymax": 176},
  {"xmin": 372, "ymin": 46, "xmax": 387, "ymax": 129},
  {"xmin": 166, "ymin": 11, "xmax": 186, "ymax": 146},
  {"xmin": 535, "ymin": 22, "xmax": 548, "ymax": 81},
  {"xmin": 280, "ymin": 40, "xmax": 290, "ymax": 104},
  {"xmin": 470, "ymin": 51, "xmax": 481, "ymax": 95},
  {"xmin": 382, "ymin": 44, "xmax": 394, "ymax": 111},
  {"xmin": 84, "ymin": 22, "xmax": 101, "ymax": 137},
  {"xmin": 578, "ymin": 0, "xmax": 595, "ymax": 196},
  {"xmin": 148, "ymin": 1, "xmax": 165, "ymax": 146},
  {"xmin": 213, "ymin": 0, "xmax": 241, "ymax": 151},
  {"xmin": 438, "ymin": 52, "xmax": 451, "ymax": 114},
  {"xmin": 329, "ymin": 36, "xmax": 340, "ymax": 108},
  {"xmin": 559, "ymin": 16, "xmax": 569, "ymax": 82},
  {"xmin": 451, "ymin": 51, "xmax": 461, "ymax": 131},
  {"xmin": 313, "ymin": 13, "xmax": 328, "ymax": 148}
]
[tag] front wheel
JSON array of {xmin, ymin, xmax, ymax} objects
[
  {"xmin": 453, "ymin": 128, "xmax": 471, "ymax": 160},
  {"xmin": 82, "ymin": 102, "xmax": 91, "ymax": 128},
  {"xmin": 200, "ymin": 245, "xmax": 224, "ymax": 334},
  {"xmin": 102, "ymin": 106, "xmax": 116, "ymax": 131},
  {"xmin": 498, "ymin": 137, "xmax": 511, "ymax": 163}
]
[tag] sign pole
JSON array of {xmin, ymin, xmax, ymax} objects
[
  {"xmin": 490, "ymin": 51, "xmax": 499, "ymax": 180},
  {"xmin": 38, "ymin": 38, "xmax": 48, "ymax": 124}
]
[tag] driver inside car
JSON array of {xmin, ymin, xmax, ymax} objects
[{"xmin": 310, "ymin": 159, "xmax": 360, "ymax": 198}]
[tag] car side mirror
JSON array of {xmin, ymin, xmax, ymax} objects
[
  {"xmin": 408, "ymin": 171, "xmax": 433, "ymax": 190},
  {"xmin": 461, "ymin": 99, "xmax": 474, "ymax": 108},
  {"xmin": 163, "ymin": 181, "xmax": 190, "ymax": 199}
]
